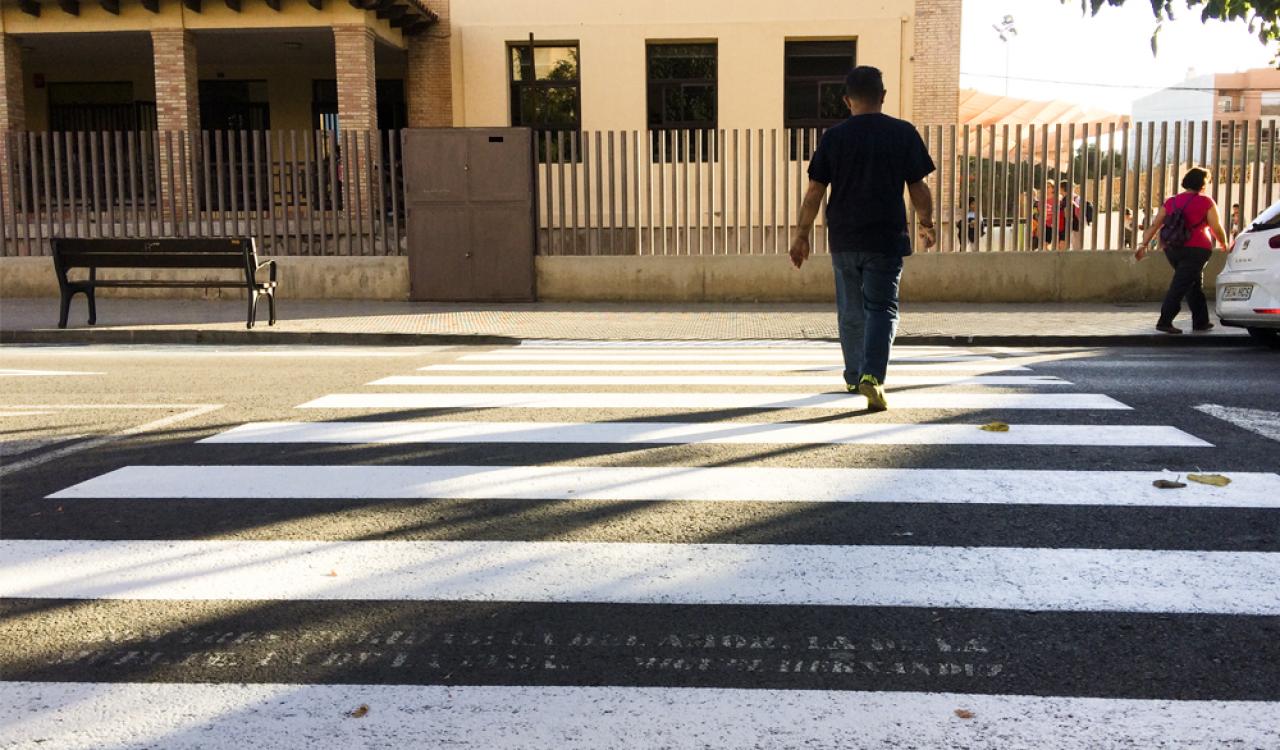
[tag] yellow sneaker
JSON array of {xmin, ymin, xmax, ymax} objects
[{"xmin": 857, "ymin": 375, "xmax": 888, "ymax": 412}]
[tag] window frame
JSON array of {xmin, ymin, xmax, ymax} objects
[
  {"xmin": 645, "ymin": 41, "xmax": 718, "ymax": 131},
  {"xmin": 783, "ymin": 39, "xmax": 857, "ymax": 130},
  {"xmin": 507, "ymin": 40, "xmax": 582, "ymax": 133},
  {"xmin": 646, "ymin": 41, "xmax": 718, "ymax": 162}
]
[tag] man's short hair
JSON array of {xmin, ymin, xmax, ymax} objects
[{"xmin": 844, "ymin": 66, "xmax": 886, "ymax": 102}]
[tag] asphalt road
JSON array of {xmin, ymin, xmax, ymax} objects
[{"xmin": 1, "ymin": 341, "xmax": 1278, "ymax": 749}]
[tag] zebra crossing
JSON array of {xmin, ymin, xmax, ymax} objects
[{"xmin": 3, "ymin": 341, "xmax": 1279, "ymax": 748}]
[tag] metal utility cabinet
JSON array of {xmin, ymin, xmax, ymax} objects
[{"xmin": 402, "ymin": 127, "xmax": 536, "ymax": 301}]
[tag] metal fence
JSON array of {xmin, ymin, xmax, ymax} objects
[
  {"xmin": 536, "ymin": 122, "xmax": 1280, "ymax": 255},
  {"xmin": 0, "ymin": 129, "xmax": 405, "ymax": 257},
  {"xmin": 5, "ymin": 121, "xmax": 1277, "ymax": 259}
]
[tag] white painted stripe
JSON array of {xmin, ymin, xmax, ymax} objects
[
  {"xmin": 0, "ymin": 404, "xmax": 224, "ymax": 479},
  {"xmin": 201, "ymin": 421, "xmax": 1211, "ymax": 447},
  {"xmin": 4, "ymin": 683, "xmax": 1278, "ymax": 750},
  {"xmin": 515, "ymin": 340, "xmax": 973, "ymax": 350},
  {"xmin": 0, "ymin": 410, "xmax": 56, "ymax": 417},
  {"xmin": 299, "ymin": 392, "xmax": 1132, "ymax": 411},
  {"xmin": 369, "ymin": 374, "xmax": 1069, "ymax": 386},
  {"xmin": 424, "ymin": 362, "xmax": 1032, "ymax": 372},
  {"xmin": 515, "ymin": 339, "xmax": 843, "ymax": 347},
  {"xmin": 461, "ymin": 352, "xmax": 992, "ymax": 362},
  {"xmin": 49, "ymin": 465, "xmax": 1280, "ymax": 508},
  {"xmin": 1195, "ymin": 403, "xmax": 1280, "ymax": 443},
  {"xmin": 0, "ymin": 368, "xmax": 103, "ymax": 377},
  {"xmin": 1, "ymin": 539, "xmax": 1275, "ymax": 613},
  {"xmin": 1, "ymin": 345, "xmax": 455, "ymax": 357}
]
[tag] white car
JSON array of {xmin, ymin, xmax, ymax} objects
[{"xmin": 1217, "ymin": 202, "xmax": 1280, "ymax": 346}]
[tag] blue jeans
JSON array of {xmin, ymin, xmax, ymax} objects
[{"xmin": 831, "ymin": 251, "xmax": 904, "ymax": 385}]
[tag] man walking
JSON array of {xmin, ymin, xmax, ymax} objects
[{"xmin": 789, "ymin": 66, "xmax": 936, "ymax": 412}]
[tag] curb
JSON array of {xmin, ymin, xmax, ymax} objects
[
  {"xmin": 0, "ymin": 329, "xmax": 521, "ymax": 347},
  {"xmin": 0, "ymin": 328, "xmax": 1256, "ymax": 348},
  {"xmin": 887, "ymin": 334, "xmax": 1254, "ymax": 347}
]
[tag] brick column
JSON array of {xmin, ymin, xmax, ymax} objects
[
  {"xmin": 911, "ymin": 0, "xmax": 961, "ymax": 126},
  {"xmin": 152, "ymin": 29, "xmax": 199, "ymax": 223},
  {"xmin": 152, "ymin": 29, "xmax": 200, "ymax": 133},
  {"xmin": 334, "ymin": 25, "xmax": 377, "ymax": 230},
  {"xmin": 0, "ymin": 34, "xmax": 26, "ymax": 228},
  {"xmin": 911, "ymin": 0, "xmax": 961, "ymax": 251},
  {"xmin": 334, "ymin": 25, "xmax": 378, "ymax": 132},
  {"xmin": 406, "ymin": 0, "xmax": 453, "ymax": 127}
]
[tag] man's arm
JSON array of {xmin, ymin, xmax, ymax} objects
[
  {"xmin": 789, "ymin": 179, "xmax": 827, "ymax": 269},
  {"xmin": 907, "ymin": 180, "xmax": 936, "ymax": 250}
]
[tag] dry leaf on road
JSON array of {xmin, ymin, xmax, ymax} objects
[
  {"xmin": 954, "ymin": 709, "xmax": 975, "ymax": 719},
  {"xmin": 979, "ymin": 422, "xmax": 1010, "ymax": 432},
  {"xmin": 1153, "ymin": 479, "xmax": 1187, "ymax": 489},
  {"xmin": 1188, "ymin": 473, "xmax": 1231, "ymax": 487},
  {"xmin": 350, "ymin": 704, "xmax": 369, "ymax": 718},
  {"xmin": 326, "ymin": 570, "xmax": 338, "ymax": 577}
]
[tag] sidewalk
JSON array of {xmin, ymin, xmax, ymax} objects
[{"xmin": 0, "ymin": 297, "xmax": 1253, "ymax": 346}]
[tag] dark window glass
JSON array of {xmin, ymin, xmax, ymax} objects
[
  {"xmin": 647, "ymin": 42, "xmax": 717, "ymax": 161},
  {"xmin": 199, "ymin": 80, "xmax": 271, "ymax": 131},
  {"xmin": 47, "ymin": 82, "xmax": 154, "ymax": 132},
  {"xmin": 784, "ymin": 40, "xmax": 856, "ymax": 158},
  {"xmin": 312, "ymin": 79, "xmax": 407, "ymax": 131},
  {"xmin": 783, "ymin": 40, "xmax": 856, "ymax": 127},
  {"xmin": 508, "ymin": 42, "xmax": 580, "ymax": 161}
]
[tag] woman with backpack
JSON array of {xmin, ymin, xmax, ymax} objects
[{"xmin": 1136, "ymin": 167, "xmax": 1229, "ymax": 334}]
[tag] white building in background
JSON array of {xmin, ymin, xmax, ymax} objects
[
  {"xmin": 1130, "ymin": 68, "xmax": 1280, "ymax": 165},
  {"xmin": 1131, "ymin": 73, "xmax": 1216, "ymax": 126}
]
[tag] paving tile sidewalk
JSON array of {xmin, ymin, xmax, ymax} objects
[{"xmin": 0, "ymin": 297, "xmax": 1252, "ymax": 345}]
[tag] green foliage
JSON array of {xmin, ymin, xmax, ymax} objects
[{"xmin": 1071, "ymin": 0, "xmax": 1280, "ymax": 52}]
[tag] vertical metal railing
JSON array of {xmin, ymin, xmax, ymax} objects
[
  {"xmin": 535, "ymin": 124, "xmax": 1274, "ymax": 256},
  {"xmin": 0, "ymin": 128, "xmax": 404, "ymax": 257},
  {"xmin": 9, "ymin": 122, "xmax": 1276, "ymax": 259}
]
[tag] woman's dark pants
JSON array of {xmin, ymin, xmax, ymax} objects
[{"xmin": 1159, "ymin": 245, "xmax": 1212, "ymax": 327}]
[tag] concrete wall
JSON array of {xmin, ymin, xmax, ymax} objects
[
  {"xmin": 451, "ymin": 0, "xmax": 916, "ymax": 131},
  {"xmin": 0, "ymin": 255, "xmax": 407, "ymax": 300},
  {"xmin": 535, "ymin": 251, "xmax": 1228, "ymax": 303},
  {"xmin": 3, "ymin": 251, "xmax": 1226, "ymax": 304}
]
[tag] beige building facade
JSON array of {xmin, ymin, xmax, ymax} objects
[
  {"xmin": 0, "ymin": 0, "xmax": 959, "ymax": 135},
  {"xmin": 449, "ymin": 0, "xmax": 960, "ymax": 133}
]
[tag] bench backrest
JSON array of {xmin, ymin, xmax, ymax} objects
[{"xmin": 52, "ymin": 238, "xmax": 256, "ymax": 270}]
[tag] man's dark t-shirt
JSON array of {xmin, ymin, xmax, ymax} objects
[{"xmin": 807, "ymin": 113, "xmax": 935, "ymax": 254}]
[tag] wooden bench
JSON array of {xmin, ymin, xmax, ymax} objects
[{"xmin": 51, "ymin": 238, "xmax": 278, "ymax": 330}]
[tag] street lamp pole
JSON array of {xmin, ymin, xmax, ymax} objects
[{"xmin": 992, "ymin": 15, "xmax": 1017, "ymax": 97}]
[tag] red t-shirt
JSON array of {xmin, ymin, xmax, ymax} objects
[{"xmin": 1163, "ymin": 193, "xmax": 1215, "ymax": 249}]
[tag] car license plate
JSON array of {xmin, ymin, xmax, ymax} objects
[{"xmin": 1222, "ymin": 285, "xmax": 1253, "ymax": 301}]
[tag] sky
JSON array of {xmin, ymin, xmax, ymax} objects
[{"xmin": 959, "ymin": 0, "xmax": 1277, "ymax": 114}]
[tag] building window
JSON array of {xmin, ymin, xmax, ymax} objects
[
  {"xmin": 647, "ymin": 42, "xmax": 717, "ymax": 161},
  {"xmin": 784, "ymin": 40, "xmax": 856, "ymax": 157},
  {"xmin": 313, "ymin": 80, "xmax": 406, "ymax": 131},
  {"xmin": 509, "ymin": 42, "xmax": 580, "ymax": 130},
  {"xmin": 199, "ymin": 80, "xmax": 271, "ymax": 131},
  {"xmin": 508, "ymin": 41, "xmax": 580, "ymax": 161},
  {"xmin": 48, "ymin": 82, "xmax": 155, "ymax": 132}
]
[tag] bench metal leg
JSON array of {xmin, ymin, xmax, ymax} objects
[
  {"xmin": 58, "ymin": 289, "xmax": 94, "ymax": 328},
  {"xmin": 267, "ymin": 290, "xmax": 277, "ymax": 326},
  {"xmin": 58, "ymin": 291, "xmax": 72, "ymax": 329},
  {"xmin": 247, "ymin": 291, "xmax": 258, "ymax": 330}
]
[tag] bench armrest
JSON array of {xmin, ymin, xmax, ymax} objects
[{"xmin": 255, "ymin": 259, "xmax": 278, "ymax": 284}]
